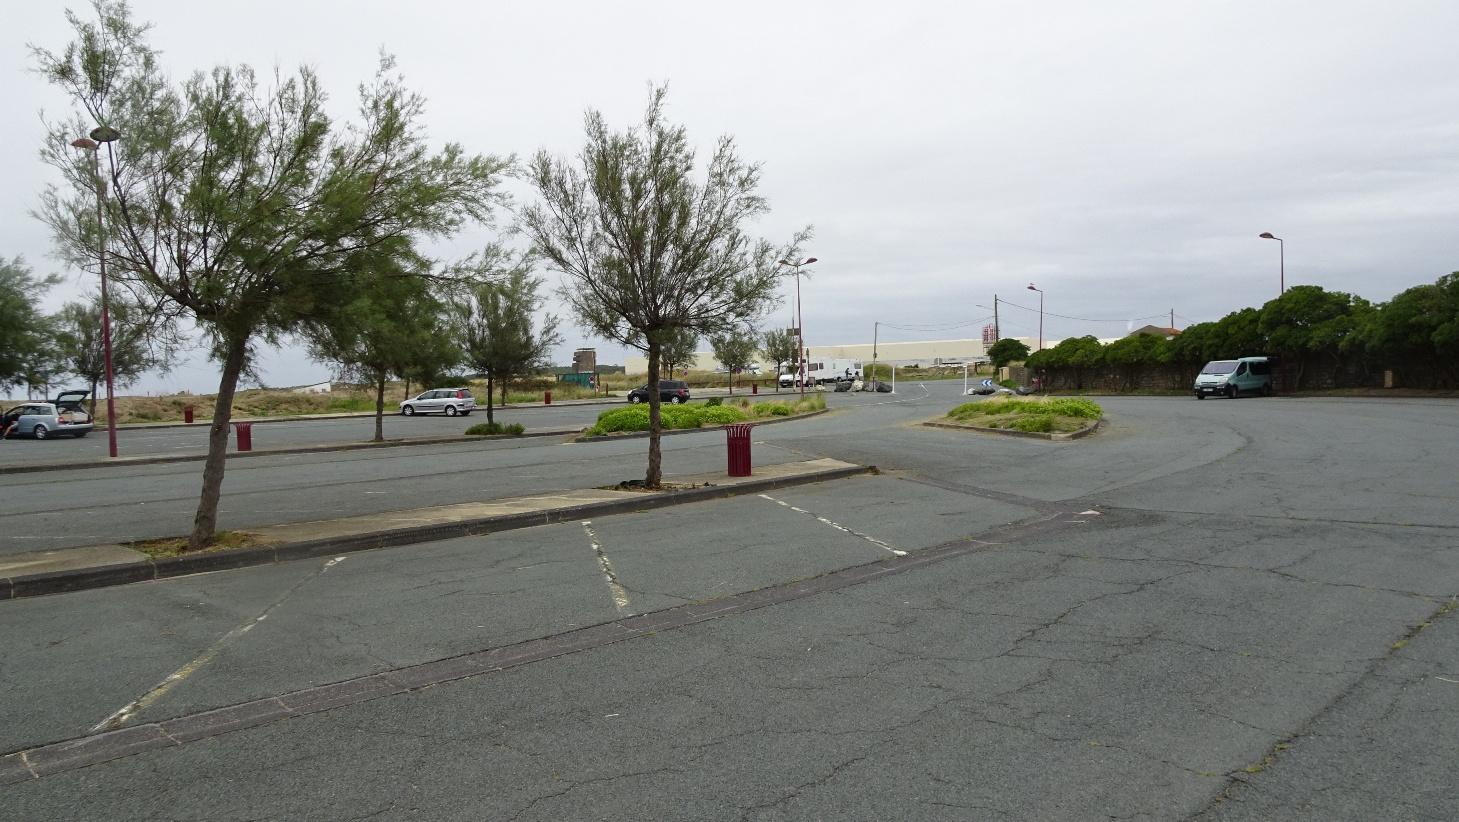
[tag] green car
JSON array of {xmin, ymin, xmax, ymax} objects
[{"xmin": 1194, "ymin": 357, "xmax": 1273, "ymax": 399}]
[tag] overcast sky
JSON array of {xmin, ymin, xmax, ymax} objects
[{"xmin": 5, "ymin": 0, "xmax": 1458, "ymax": 395}]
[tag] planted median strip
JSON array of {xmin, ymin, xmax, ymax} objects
[
  {"xmin": 924, "ymin": 396, "xmax": 1104, "ymax": 440},
  {"xmin": 578, "ymin": 395, "xmax": 827, "ymax": 440}
]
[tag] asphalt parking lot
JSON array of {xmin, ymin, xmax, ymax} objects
[{"xmin": 2, "ymin": 384, "xmax": 1457, "ymax": 820}]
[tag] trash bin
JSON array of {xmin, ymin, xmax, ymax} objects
[
  {"xmin": 544, "ymin": 390, "xmax": 552, "ymax": 405},
  {"xmin": 183, "ymin": 405, "xmax": 194, "ymax": 424},
  {"xmin": 726, "ymin": 423, "xmax": 753, "ymax": 477},
  {"xmin": 751, "ymin": 382, "xmax": 758, "ymax": 395},
  {"xmin": 233, "ymin": 421, "xmax": 253, "ymax": 452}
]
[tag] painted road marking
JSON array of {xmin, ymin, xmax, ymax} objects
[
  {"xmin": 582, "ymin": 521, "xmax": 631, "ymax": 612},
  {"xmin": 757, "ymin": 493, "xmax": 906, "ymax": 556},
  {"xmin": 89, "ymin": 556, "xmax": 350, "ymax": 734}
]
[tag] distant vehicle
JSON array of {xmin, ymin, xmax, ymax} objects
[
  {"xmin": 1, "ymin": 401, "xmax": 94, "ymax": 440},
  {"xmin": 627, "ymin": 380, "xmax": 690, "ymax": 404},
  {"xmin": 399, "ymin": 388, "xmax": 476, "ymax": 416},
  {"xmin": 1194, "ymin": 357, "xmax": 1273, "ymax": 399},
  {"xmin": 778, "ymin": 358, "xmax": 862, "ymax": 388}
]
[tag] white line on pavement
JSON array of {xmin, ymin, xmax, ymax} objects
[
  {"xmin": 757, "ymin": 493, "xmax": 907, "ymax": 556},
  {"xmin": 89, "ymin": 556, "xmax": 350, "ymax": 734},
  {"xmin": 581, "ymin": 520, "xmax": 631, "ymax": 612}
]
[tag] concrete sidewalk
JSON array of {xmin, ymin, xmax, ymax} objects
[{"xmin": 0, "ymin": 458, "xmax": 868, "ymax": 599}]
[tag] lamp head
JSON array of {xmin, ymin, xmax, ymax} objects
[
  {"xmin": 71, "ymin": 137, "xmax": 99, "ymax": 150},
  {"xmin": 1259, "ymin": 232, "xmax": 1278, "ymax": 240},
  {"xmin": 89, "ymin": 126, "xmax": 121, "ymax": 143}
]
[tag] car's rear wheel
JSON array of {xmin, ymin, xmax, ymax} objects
[
  {"xmin": 670, "ymin": 396, "xmax": 683, "ymax": 404},
  {"xmin": 1261, "ymin": 383, "xmax": 1273, "ymax": 397},
  {"xmin": 446, "ymin": 405, "xmax": 458, "ymax": 417},
  {"xmin": 33, "ymin": 424, "xmax": 49, "ymax": 440},
  {"xmin": 629, "ymin": 395, "xmax": 642, "ymax": 404},
  {"xmin": 402, "ymin": 405, "xmax": 415, "ymax": 416}
]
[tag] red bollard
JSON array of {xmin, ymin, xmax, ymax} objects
[
  {"xmin": 544, "ymin": 390, "xmax": 552, "ymax": 405},
  {"xmin": 726, "ymin": 423, "xmax": 753, "ymax": 477},
  {"xmin": 183, "ymin": 405, "xmax": 194, "ymax": 424},
  {"xmin": 233, "ymin": 421, "xmax": 253, "ymax": 452},
  {"xmin": 752, "ymin": 382, "xmax": 758, "ymax": 395}
]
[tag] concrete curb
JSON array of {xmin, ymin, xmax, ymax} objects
[
  {"xmin": 0, "ymin": 461, "xmax": 872, "ymax": 600},
  {"xmin": 572, "ymin": 407, "xmax": 830, "ymax": 443},
  {"xmin": 920, "ymin": 417, "xmax": 1103, "ymax": 441},
  {"xmin": 0, "ymin": 429, "xmax": 577, "ymax": 476}
]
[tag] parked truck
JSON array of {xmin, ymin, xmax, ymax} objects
[{"xmin": 778, "ymin": 358, "xmax": 863, "ymax": 389}]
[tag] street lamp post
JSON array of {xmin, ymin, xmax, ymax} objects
[
  {"xmin": 777, "ymin": 257, "xmax": 817, "ymax": 397},
  {"xmin": 1026, "ymin": 283, "xmax": 1044, "ymax": 352},
  {"xmin": 71, "ymin": 126, "xmax": 122, "ymax": 458},
  {"xmin": 1259, "ymin": 232, "xmax": 1285, "ymax": 294}
]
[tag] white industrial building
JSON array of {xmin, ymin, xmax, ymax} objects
[{"xmin": 625, "ymin": 336, "xmax": 1053, "ymax": 375}]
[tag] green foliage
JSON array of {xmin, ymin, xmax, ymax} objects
[
  {"xmin": 464, "ymin": 421, "xmax": 526, "ymax": 436},
  {"xmin": 456, "ymin": 250, "xmax": 563, "ymax": 420},
  {"xmin": 54, "ymin": 293, "xmax": 164, "ymax": 409},
  {"xmin": 761, "ymin": 328, "xmax": 798, "ymax": 377},
  {"xmin": 1008, "ymin": 415, "xmax": 1056, "ymax": 433},
  {"xmin": 987, "ymin": 337, "xmax": 1031, "ymax": 368},
  {"xmin": 949, "ymin": 397, "xmax": 1102, "ymax": 421},
  {"xmin": 0, "ymin": 257, "xmax": 60, "ymax": 392},
  {"xmin": 710, "ymin": 325, "xmax": 760, "ymax": 386},
  {"xmin": 521, "ymin": 85, "xmax": 805, "ymax": 485},
  {"xmin": 659, "ymin": 328, "xmax": 700, "ymax": 378},
  {"xmin": 585, "ymin": 396, "xmax": 817, "ymax": 435},
  {"xmin": 35, "ymin": 2, "xmax": 509, "ymax": 547},
  {"xmin": 704, "ymin": 397, "xmax": 723, "ymax": 407},
  {"xmin": 699, "ymin": 405, "xmax": 748, "ymax": 425}
]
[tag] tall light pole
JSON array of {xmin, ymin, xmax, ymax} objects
[
  {"xmin": 1259, "ymin": 232, "xmax": 1285, "ymax": 294},
  {"xmin": 71, "ymin": 126, "xmax": 122, "ymax": 458},
  {"xmin": 1026, "ymin": 283, "xmax": 1044, "ymax": 352},
  {"xmin": 778, "ymin": 257, "xmax": 817, "ymax": 396}
]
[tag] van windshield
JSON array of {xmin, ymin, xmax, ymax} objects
[{"xmin": 1201, "ymin": 360, "xmax": 1238, "ymax": 375}]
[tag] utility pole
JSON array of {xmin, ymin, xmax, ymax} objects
[
  {"xmin": 993, "ymin": 294, "xmax": 1000, "ymax": 342},
  {"xmin": 872, "ymin": 321, "xmax": 878, "ymax": 388},
  {"xmin": 1170, "ymin": 308, "xmax": 1175, "ymax": 331}
]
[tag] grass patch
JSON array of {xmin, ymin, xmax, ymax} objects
[
  {"xmin": 464, "ymin": 421, "xmax": 525, "ymax": 436},
  {"xmin": 944, "ymin": 396, "xmax": 1102, "ymax": 434},
  {"xmin": 582, "ymin": 394, "xmax": 825, "ymax": 437},
  {"xmin": 130, "ymin": 530, "xmax": 267, "ymax": 558}
]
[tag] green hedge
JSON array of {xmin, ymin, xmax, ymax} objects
[{"xmin": 464, "ymin": 421, "xmax": 525, "ymax": 436}]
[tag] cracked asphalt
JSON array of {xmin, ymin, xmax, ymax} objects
[{"xmin": 2, "ymin": 383, "xmax": 1457, "ymax": 820}]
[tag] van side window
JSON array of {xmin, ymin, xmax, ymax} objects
[
  {"xmin": 1250, "ymin": 362, "xmax": 1270, "ymax": 376},
  {"xmin": 1235, "ymin": 363, "xmax": 1247, "ymax": 375}
]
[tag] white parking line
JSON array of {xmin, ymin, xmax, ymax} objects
[
  {"xmin": 91, "ymin": 556, "xmax": 350, "ymax": 734},
  {"xmin": 757, "ymin": 493, "xmax": 907, "ymax": 556},
  {"xmin": 581, "ymin": 521, "xmax": 631, "ymax": 612}
]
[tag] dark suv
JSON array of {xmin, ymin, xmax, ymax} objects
[{"xmin": 627, "ymin": 380, "xmax": 690, "ymax": 404}]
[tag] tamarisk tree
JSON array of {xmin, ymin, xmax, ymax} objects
[
  {"xmin": 35, "ymin": 2, "xmax": 509, "ymax": 549},
  {"xmin": 522, "ymin": 87, "xmax": 795, "ymax": 487}
]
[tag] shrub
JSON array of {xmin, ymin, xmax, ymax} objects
[
  {"xmin": 465, "ymin": 421, "xmax": 527, "ymax": 436},
  {"xmin": 699, "ymin": 406, "xmax": 748, "ymax": 425},
  {"xmin": 1008, "ymin": 415, "xmax": 1055, "ymax": 433},
  {"xmin": 591, "ymin": 406, "xmax": 651, "ymax": 434},
  {"xmin": 768, "ymin": 405, "xmax": 792, "ymax": 416},
  {"xmin": 704, "ymin": 397, "xmax": 723, "ymax": 407},
  {"xmin": 751, "ymin": 402, "xmax": 775, "ymax": 416}
]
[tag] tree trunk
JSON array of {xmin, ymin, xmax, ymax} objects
[
  {"xmin": 89, "ymin": 379, "xmax": 98, "ymax": 419},
  {"xmin": 188, "ymin": 335, "xmax": 249, "ymax": 551},
  {"xmin": 486, "ymin": 372, "xmax": 494, "ymax": 424},
  {"xmin": 403, "ymin": 378, "xmax": 411, "ymax": 401},
  {"xmin": 646, "ymin": 340, "xmax": 663, "ymax": 488},
  {"xmin": 373, "ymin": 371, "xmax": 386, "ymax": 442},
  {"xmin": 500, "ymin": 379, "xmax": 508, "ymax": 411}
]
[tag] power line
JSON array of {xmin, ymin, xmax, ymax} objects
[{"xmin": 996, "ymin": 298, "xmax": 1169, "ymax": 324}]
